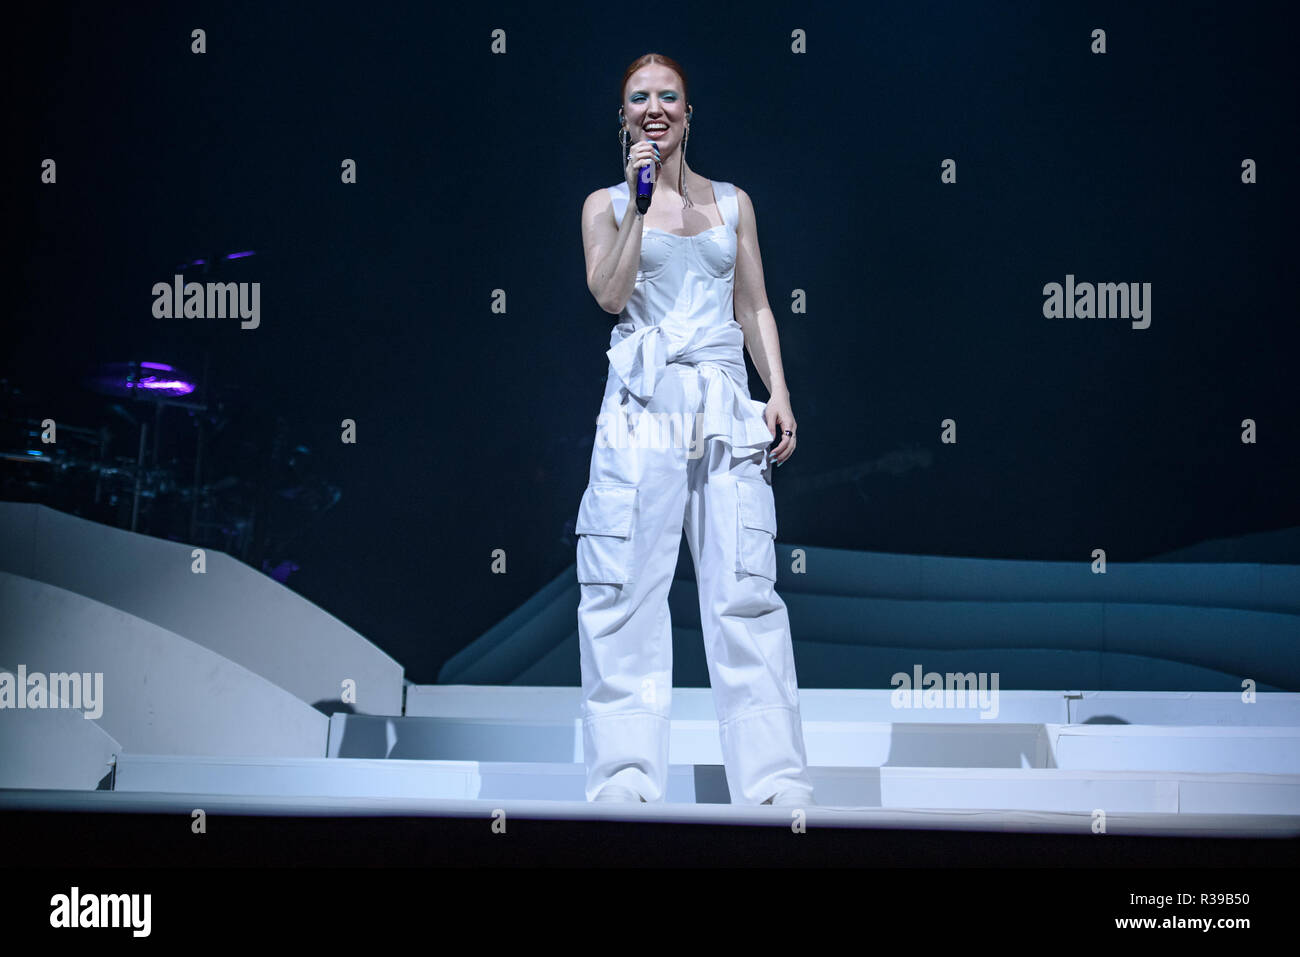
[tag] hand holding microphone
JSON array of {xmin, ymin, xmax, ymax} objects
[{"xmin": 624, "ymin": 136, "xmax": 661, "ymax": 213}]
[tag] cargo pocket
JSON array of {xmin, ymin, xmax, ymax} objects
[
  {"xmin": 575, "ymin": 482, "xmax": 638, "ymax": 584},
  {"xmin": 734, "ymin": 477, "xmax": 778, "ymax": 581}
]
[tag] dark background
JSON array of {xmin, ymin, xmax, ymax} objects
[{"xmin": 9, "ymin": 1, "xmax": 1298, "ymax": 681}]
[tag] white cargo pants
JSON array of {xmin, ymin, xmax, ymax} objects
[{"xmin": 575, "ymin": 358, "xmax": 815, "ymax": 804}]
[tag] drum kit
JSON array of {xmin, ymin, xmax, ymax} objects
[{"xmin": 0, "ymin": 359, "xmax": 339, "ymax": 568}]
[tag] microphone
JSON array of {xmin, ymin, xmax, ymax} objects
[{"xmin": 635, "ymin": 142, "xmax": 656, "ymax": 214}]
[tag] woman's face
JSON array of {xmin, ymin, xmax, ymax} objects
[{"xmin": 624, "ymin": 64, "xmax": 687, "ymax": 153}]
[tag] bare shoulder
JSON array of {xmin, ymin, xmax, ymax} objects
[
  {"xmin": 732, "ymin": 185, "xmax": 758, "ymax": 234},
  {"xmin": 583, "ymin": 186, "xmax": 612, "ymax": 211},
  {"xmin": 582, "ymin": 187, "xmax": 616, "ymax": 229}
]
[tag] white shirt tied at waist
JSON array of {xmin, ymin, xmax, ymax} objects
[{"xmin": 606, "ymin": 320, "xmax": 776, "ymax": 467}]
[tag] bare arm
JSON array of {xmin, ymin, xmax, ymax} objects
[
  {"xmin": 732, "ymin": 186, "xmax": 790, "ymax": 402},
  {"xmin": 582, "ymin": 189, "xmax": 645, "ymax": 315}
]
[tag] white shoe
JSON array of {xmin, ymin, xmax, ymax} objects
[
  {"xmin": 593, "ymin": 784, "xmax": 646, "ymax": 803},
  {"xmin": 762, "ymin": 789, "xmax": 815, "ymax": 807}
]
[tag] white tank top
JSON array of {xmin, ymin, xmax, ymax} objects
[{"xmin": 603, "ymin": 179, "xmax": 775, "ymax": 468}]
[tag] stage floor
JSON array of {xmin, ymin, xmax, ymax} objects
[{"xmin": 3, "ymin": 787, "xmax": 1297, "ymax": 868}]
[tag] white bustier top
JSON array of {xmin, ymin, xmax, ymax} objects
[{"xmin": 603, "ymin": 179, "xmax": 774, "ymax": 467}]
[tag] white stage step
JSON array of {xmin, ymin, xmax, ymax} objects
[
  {"xmin": 328, "ymin": 712, "xmax": 1300, "ymax": 775},
  {"xmin": 406, "ymin": 686, "xmax": 1300, "ymax": 725},
  {"xmin": 110, "ymin": 753, "xmax": 1300, "ymax": 816}
]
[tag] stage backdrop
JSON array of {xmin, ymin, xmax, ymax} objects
[{"xmin": 10, "ymin": 1, "xmax": 1298, "ymax": 683}]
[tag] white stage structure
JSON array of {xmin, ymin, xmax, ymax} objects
[{"xmin": 1, "ymin": 502, "xmax": 1297, "ymax": 836}]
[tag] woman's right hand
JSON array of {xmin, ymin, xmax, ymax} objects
[{"xmin": 624, "ymin": 137, "xmax": 661, "ymax": 197}]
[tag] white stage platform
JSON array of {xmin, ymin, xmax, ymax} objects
[
  {"xmin": 2, "ymin": 787, "xmax": 1296, "ymax": 838},
  {"xmin": 105, "ymin": 754, "xmax": 1300, "ymax": 818},
  {"xmin": 4, "ymin": 685, "xmax": 1298, "ymax": 836},
  {"xmin": 0, "ymin": 503, "xmax": 1295, "ymax": 842}
]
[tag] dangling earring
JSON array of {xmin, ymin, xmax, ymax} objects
[
  {"xmin": 618, "ymin": 107, "xmax": 630, "ymax": 173},
  {"xmin": 680, "ymin": 106, "xmax": 693, "ymax": 208}
]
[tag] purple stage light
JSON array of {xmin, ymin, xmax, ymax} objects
[
  {"xmin": 225, "ymin": 250, "xmax": 255, "ymax": 259},
  {"xmin": 126, "ymin": 375, "xmax": 196, "ymax": 396},
  {"xmin": 87, "ymin": 361, "xmax": 198, "ymax": 399}
]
